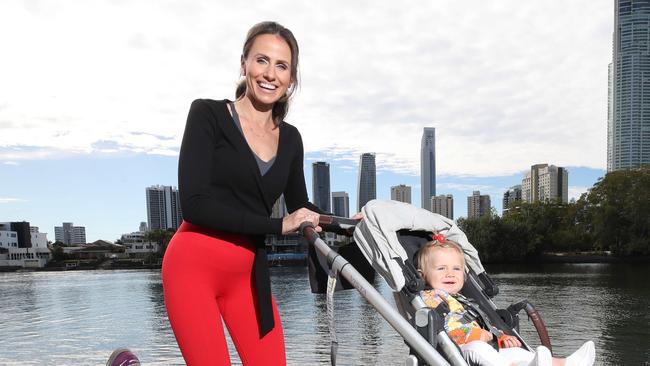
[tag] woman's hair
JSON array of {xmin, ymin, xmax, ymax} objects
[
  {"xmin": 236, "ymin": 21, "xmax": 300, "ymax": 127},
  {"xmin": 416, "ymin": 238, "xmax": 466, "ymax": 272}
]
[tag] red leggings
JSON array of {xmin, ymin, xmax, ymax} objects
[{"xmin": 162, "ymin": 222, "xmax": 286, "ymax": 365}]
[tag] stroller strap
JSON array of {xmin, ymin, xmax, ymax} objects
[
  {"xmin": 455, "ymin": 294, "xmax": 504, "ymax": 340},
  {"xmin": 327, "ymin": 268, "xmax": 341, "ymax": 366}
]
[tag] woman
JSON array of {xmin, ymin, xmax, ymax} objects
[{"xmin": 162, "ymin": 21, "xmax": 321, "ymax": 365}]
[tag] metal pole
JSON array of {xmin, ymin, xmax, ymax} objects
[{"xmin": 302, "ymin": 223, "xmax": 451, "ymax": 366}]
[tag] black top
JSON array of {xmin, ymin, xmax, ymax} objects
[
  {"xmin": 229, "ymin": 102, "xmax": 276, "ymax": 176},
  {"xmin": 178, "ymin": 98, "xmax": 319, "ymax": 335}
]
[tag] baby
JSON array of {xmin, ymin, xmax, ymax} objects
[{"xmin": 416, "ymin": 236, "xmax": 595, "ymax": 366}]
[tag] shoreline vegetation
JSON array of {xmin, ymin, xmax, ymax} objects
[{"xmin": 458, "ymin": 166, "xmax": 650, "ymax": 263}]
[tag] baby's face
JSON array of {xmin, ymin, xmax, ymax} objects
[{"xmin": 421, "ymin": 247, "xmax": 465, "ymax": 294}]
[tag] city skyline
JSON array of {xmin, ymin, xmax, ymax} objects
[
  {"xmin": 1, "ymin": 155, "xmax": 603, "ymax": 242},
  {"xmin": 1, "ymin": 1, "xmax": 613, "ymax": 241}
]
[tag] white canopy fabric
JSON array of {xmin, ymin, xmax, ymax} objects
[{"xmin": 353, "ymin": 199, "xmax": 486, "ymax": 292}]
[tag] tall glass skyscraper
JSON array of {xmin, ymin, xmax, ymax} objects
[
  {"xmin": 311, "ymin": 161, "xmax": 331, "ymax": 212},
  {"xmin": 357, "ymin": 153, "xmax": 376, "ymax": 212},
  {"xmin": 421, "ymin": 128, "xmax": 436, "ymax": 210},
  {"xmin": 609, "ymin": 0, "xmax": 650, "ymax": 171}
]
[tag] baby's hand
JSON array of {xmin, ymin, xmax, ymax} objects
[
  {"xmin": 498, "ymin": 335, "xmax": 522, "ymax": 348},
  {"xmin": 479, "ymin": 329, "xmax": 493, "ymax": 342}
]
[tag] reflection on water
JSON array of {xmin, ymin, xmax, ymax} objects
[
  {"xmin": 0, "ymin": 263, "xmax": 648, "ymax": 365},
  {"xmin": 487, "ymin": 263, "xmax": 650, "ymax": 366},
  {"xmin": 276, "ymin": 268, "xmax": 408, "ymax": 365}
]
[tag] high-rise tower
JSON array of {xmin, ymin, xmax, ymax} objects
[
  {"xmin": 357, "ymin": 153, "xmax": 376, "ymax": 212},
  {"xmin": 54, "ymin": 222, "xmax": 86, "ymax": 245},
  {"xmin": 390, "ymin": 184, "xmax": 412, "ymax": 204},
  {"xmin": 431, "ymin": 194, "xmax": 454, "ymax": 220},
  {"xmin": 502, "ymin": 185, "xmax": 522, "ymax": 214},
  {"xmin": 421, "ymin": 128, "xmax": 436, "ymax": 210},
  {"xmin": 331, "ymin": 191, "xmax": 350, "ymax": 218},
  {"xmin": 312, "ymin": 162, "xmax": 331, "ymax": 212},
  {"xmin": 146, "ymin": 185, "xmax": 182, "ymax": 230},
  {"xmin": 609, "ymin": 0, "xmax": 650, "ymax": 171},
  {"xmin": 467, "ymin": 191, "xmax": 491, "ymax": 219},
  {"xmin": 521, "ymin": 164, "xmax": 568, "ymax": 204}
]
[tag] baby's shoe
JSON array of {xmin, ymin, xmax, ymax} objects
[{"xmin": 565, "ymin": 341, "xmax": 595, "ymax": 366}]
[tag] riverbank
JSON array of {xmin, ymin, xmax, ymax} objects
[
  {"xmin": 3, "ymin": 256, "xmax": 308, "ymax": 272},
  {"xmin": 5, "ymin": 251, "xmax": 647, "ymax": 273}
]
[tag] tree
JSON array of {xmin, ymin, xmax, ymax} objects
[
  {"xmin": 50, "ymin": 245, "xmax": 70, "ymax": 261},
  {"xmin": 582, "ymin": 166, "xmax": 650, "ymax": 255},
  {"xmin": 145, "ymin": 228, "xmax": 176, "ymax": 258}
]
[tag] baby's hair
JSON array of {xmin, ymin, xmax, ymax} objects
[{"xmin": 416, "ymin": 238, "xmax": 466, "ymax": 272}]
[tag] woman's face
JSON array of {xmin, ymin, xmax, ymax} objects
[
  {"xmin": 242, "ymin": 34, "xmax": 293, "ymax": 107},
  {"xmin": 420, "ymin": 247, "xmax": 465, "ymax": 294}
]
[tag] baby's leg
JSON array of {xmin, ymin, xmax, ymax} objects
[
  {"xmin": 461, "ymin": 341, "xmax": 514, "ymax": 366},
  {"xmin": 498, "ymin": 347, "xmax": 536, "ymax": 365}
]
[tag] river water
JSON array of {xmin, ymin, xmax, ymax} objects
[{"xmin": 0, "ymin": 263, "xmax": 648, "ymax": 365}]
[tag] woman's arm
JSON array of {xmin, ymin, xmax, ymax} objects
[{"xmin": 178, "ymin": 99, "xmax": 283, "ymax": 235}]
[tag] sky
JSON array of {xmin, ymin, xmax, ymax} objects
[{"xmin": 1, "ymin": 0, "xmax": 611, "ymax": 242}]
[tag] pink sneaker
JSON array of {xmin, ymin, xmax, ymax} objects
[{"xmin": 106, "ymin": 348, "xmax": 141, "ymax": 366}]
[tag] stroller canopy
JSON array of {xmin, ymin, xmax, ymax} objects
[{"xmin": 354, "ymin": 199, "xmax": 485, "ymax": 292}]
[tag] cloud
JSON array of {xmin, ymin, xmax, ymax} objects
[
  {"xmin": 2, "ymin": 161, "xmax": 19, "ymax": 166},
  {"xmin": 568, "ymin": 186, "xmax": 590, "ymax": 202},
  {"xmin": 0, "ymin": 0, "xmax": 612, "ymax": 177},
  {"xmin": 438, "ymin": 183, "xmax": 497, "ymax": 193},
  {"xmin": 0, "ymin": 197, "xmax": 26, "ymax": 204}
]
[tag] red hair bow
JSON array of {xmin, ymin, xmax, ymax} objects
[{"xmin": 432, "ymin": 233, "xmax": 446, "ymax": 243}]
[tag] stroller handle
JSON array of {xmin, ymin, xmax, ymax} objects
[
  {"xmin": 318, "ymin": 215, "xmax": 360, "ymax": 236},
  {"xmin": 300, "ymin": 221, "xmax": 453, "ymax": 366}
]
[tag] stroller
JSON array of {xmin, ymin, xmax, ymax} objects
[{"xmin": 305, "ymin": 199, "xmax": 553, "ymax": 366}]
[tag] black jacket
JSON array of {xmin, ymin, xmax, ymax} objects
[{"xmin": 178, "ymin": 98, "xmax": 317, "ymax": 335}]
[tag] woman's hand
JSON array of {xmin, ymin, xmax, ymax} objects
[
  {"xmin": 351, "ymin": 212, "xmax": 364, "ymax": 220},
  {"xmin": 498, "ymin": 334, "xmax": 522, "ymax": 348},
  {"xmin": 282, "ymin": 208, "xmax": 321, "ymax": 234}
]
